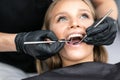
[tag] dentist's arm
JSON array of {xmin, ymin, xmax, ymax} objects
[
  {"xmin": 0, "ymin": 33, "xmax": 17, "ymax": 51},
  {"xmin": 84, "ymin": 0, "xmax": 118, "ymax": 45},
  {"xmin": 0, "ymin": 30, "xmax": 64, "ymax": 60},
  {"xmin": 91, "ymin": 0, "xmax": 118, "ymax": 20}
]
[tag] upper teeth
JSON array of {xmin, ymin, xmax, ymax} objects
[{"xmin": 68, "ymin": 34, "xmax": 83, "ymax": 39}]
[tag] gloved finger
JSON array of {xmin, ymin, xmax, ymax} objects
[
  {"xmin": 87, "ymin": 23, "xmax": 108, "ymax": 36},
  {"xmin": 37, "ymin": 30, "xmax": 52, "ymax": 37},
  {"xmin": 94, "ymin": 34, "xmax": 115, "ymax": 45},
  {"xmin": 37, "ymin": 41, "xmax": 65, "ymax": 53},
  {"xmin": 93, "ymin": 24, "xmax": 117, "ymax": 41},
  {"xmin": 83, "ymin": 31, "xmax": 116, "ymax": 45},
  {"xmin": 92, "ymin": 25, "xmax": 111, "ymax": 40},
  {"xmin": 84, "ymin": 31, "xmax": 112, "ymax": 44},
  {"xmin": 33, "ymin": 42, "xmax": 64, "ymax": 60},
  {"xmin": 83, "ymin": 29, "xmax": 111, "ymax": 45},
  {"xmin": 46, "ymin": 31, "xmax": 58, "ymax": 41},
  {"xmin": 83, "ymin": 37, "xmax": 93, "ymax": 44},
  {"xmin": 103, "ymin": 32, "xmax": 117, "ymax": 45},
  {"xmin": 49, "ymin": 42, "xmax": 65, "ymax": 53},
  {"xmin": 27, "ymin": 30, "xmax": 52, "ymax": 41},
  {"xmin": 83, "ymin": 38, "xmax": 94, "ymax": 45}
]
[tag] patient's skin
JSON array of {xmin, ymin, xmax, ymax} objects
[{"xmin": 49, "ymin": 0, "xmax": 95, "ymax": 66}]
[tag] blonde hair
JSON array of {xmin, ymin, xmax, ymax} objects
[
  {"xmin": 36, "ymin": 0, "xmax": 108, "ymax": 74},
  {"xmin": 43, "ymin": 0, "xmax": 96, "ymax": 29}
]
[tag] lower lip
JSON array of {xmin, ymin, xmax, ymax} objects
[{"xmin": 66, "ymin": 42, "xmax": 82, "ymax": 47}]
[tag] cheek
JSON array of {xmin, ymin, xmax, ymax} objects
[
  {"xmin": 59, "ymin": 44, "xmax": 94, "ymax": 61},
  {"xmin": 83, "ymin": 20, "xmax": 94, "ymax": 29},
  {"xmin": 50, "ymin": 25, "xmax": 66, "ymax": 39}
]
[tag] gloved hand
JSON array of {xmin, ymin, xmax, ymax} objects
[
  {"xmin": 83, "ymin": 17, "xmax": 117, "ymax": 46},
  {"xmin": 15, "ymin": 30, "xmax": 64, "ymax": 60}
]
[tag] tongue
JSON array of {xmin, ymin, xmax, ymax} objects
[{"xmin": 68, "ymin": 37, "xmax": 81, "ymax": 45}]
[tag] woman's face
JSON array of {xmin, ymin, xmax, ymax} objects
[{"xmin": 49, "ymin": 0, "xmax": 94, "ymax": 66}]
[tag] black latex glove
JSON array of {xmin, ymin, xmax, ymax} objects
[
  {"xmin": 15, "ymin": 30, "xmax": 64, "ymax": 60},
  {"xmin": 83, "ymin": 17, "xmax": 117, "ymax": 46}
]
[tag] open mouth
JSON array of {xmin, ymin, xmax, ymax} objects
[{"xmin": 67, "ymin": 34, "xmax": 83, "ymax": 45}]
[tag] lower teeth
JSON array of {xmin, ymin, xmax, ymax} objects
[{"xmin": 73, "ymin": 42, "xmax": 80, "ymax": 45}]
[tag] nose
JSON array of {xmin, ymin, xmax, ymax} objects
[
  {"xmin": 69, "ymin": 19, "xmax": 81, "ymax": 29},
  {"xmin": 70, "ymin": 24, "xmax": 80, "ymax": 28}
]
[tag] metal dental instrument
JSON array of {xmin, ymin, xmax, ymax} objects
[
  {"xmin": 24, "ymin": 40, "xmax": 69, "ymax": 44},
  {"xmin": 79, "ymin": 9, "xmax": 113, "ymax": 43}
]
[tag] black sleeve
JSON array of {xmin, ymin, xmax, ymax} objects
[
  {"xmin": 115, "ymin": 62, "xmax": 120, "ymax": 70},
  {"xmin": 22, "ymin": 75, "xmax": 41, "ymax": 80}
]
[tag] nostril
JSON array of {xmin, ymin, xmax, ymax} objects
[
  {"xmin": 77, "ymin": 25, "xmax": 80, "ymax": 27},
  {"xmin": 70, "ymin": 26, "xmax": 74, "ymax": 28},
  {"xmin": 70, "ymin": 25, "xmax": 80, "ymax": 28}
]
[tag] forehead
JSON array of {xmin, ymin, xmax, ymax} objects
[{"xmin": 52, "ymin": 0, "xmax": 91, "ymax": 14}]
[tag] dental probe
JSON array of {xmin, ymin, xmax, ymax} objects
[
  {"xmin": 24, "ymin": 40, "xmax": 69, "ymax": 44},
  {"xmin": 79, "ymin": 8, "xmax": 113, "ymax": 43}
]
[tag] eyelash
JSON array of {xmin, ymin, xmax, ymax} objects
[
  {"xmin": 57, "ymin": 16, "xmax": 67, "ymax": 22},
  {"xmin": 57, "ymin": 13, "xmax": 90, "ymax": 22},
  {"xmin": 80, "ymin": 13, "xmax": 89, "ymax": 19}
]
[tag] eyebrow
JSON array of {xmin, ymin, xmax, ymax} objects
[
  {"xmin": 78, "ymin": 9, "xmax": 91, "ymax": 13},
  {"xmin": 55, "ymin": 9, "xmax": 91, "ymax": 15},
  {"xmin": 54, "ymin": 12, "xmax": 67, "ymax": 17}
]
